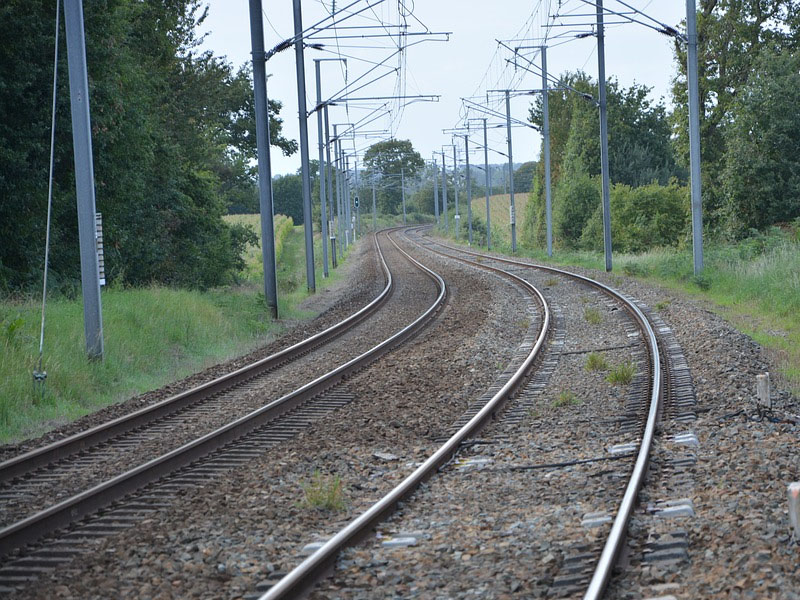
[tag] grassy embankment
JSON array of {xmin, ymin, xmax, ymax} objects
[
  {"xmin": 465, "ymin": 193, "xmax": 527, "ymax": 251},
  {"xmin": 462, "ymin": 201, "xmax": 800, "ymax": 393},
  {"xmin": 0, "ymin": 214, "xmax": 348, "ymax": 443}
]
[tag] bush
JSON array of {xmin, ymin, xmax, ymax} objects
[{"xmin": 580, "ymin": 181, "xmax": 689, "ymax": 253}]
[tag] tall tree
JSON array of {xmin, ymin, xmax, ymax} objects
[
  {"xmin": 722, "ymin": 47, "xmax": 800, "ymax": 234},
  {"xmin": 671, "ymin": 0, "xmax": 800, "ymax": 231},
  {"xmin": 363, "ymin": 139, "xmax": 424, "ymax": 214},
  {"xmin": 0, "ymin": 0, "xmax": 295, "ymax": 291}
]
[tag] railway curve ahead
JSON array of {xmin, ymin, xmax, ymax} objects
[
  {"xmin": 0, "ymin": 228, "xmax": 447, "ymax": 592},
  {"xmin": 260, "ymin": 226, "xmax": 664, "ymax": 600}
]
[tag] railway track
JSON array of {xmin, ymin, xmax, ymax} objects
[
  {"xmin": 256, "ymin": 227, "xmax": 688, "ymax": 600},
  {"xmin": 0, "ymin": 229, "xmax": 448, "ymax": 593}
]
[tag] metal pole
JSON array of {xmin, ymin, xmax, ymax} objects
[
  {"xmin": 313, "ymin": 61, "xmax": 329, "ymax": 277},
  {"xmin": 401, "ymin": 168, "xmax": 406, "ymax": 225},
  {"xmin": 686, "ymin": 0, "xmax": 704, "ymax": 274},
  {"xmin": 248, "ymin": 0, "xmax": 279, "ymax": 318},
  {"xmin": 335, "ymin": 136, "xmax": 345, "ymax": 254},
  {"xmin": 597, "ymin": 0, "xmax": 613, "ymax": 272},
  {"xmin": 354, "ymin": 159, "xmax": 359, "ymax": 240},
  {"xmin": 441, "ymin": 150, "xmax": 449, "ymax": 234},
  {"xmin": 292, "ymin": 0, "xmax": 316, "ymax": 292},
  {"xmin": 505, "ymin": 90, "xmax": 517, "ymax": 253},
  {"xmin": 433, "ymin": 159, "xmax": 440, "ymax": 225},
  {"xmin": 64, "ymin": 0, "xmax": 103, "ymax": 359},
  {"xmin": 372, "ymin": 177, "xmax": 377, "ymax": 231},
  {"xmin": 465, "ymin": 134, "xmax": 473, "ymax": 245},
  {"xmin": 541, "ymin": 45, "xmax": 553, "ymax": 258},
  {"xmin": 345, "ymin": 156, "xmax": 351, "ymax": 245},
  {"xmin": 483, "ymin": 119, "xmax": 491, "ymax": 251},
  {"xmin": 453, "ymin": 144, "xmax": 459, "ymax": 239},
  {"xmin": 323, "ymin": 103, "xmax": 336, "ymax": 266}
]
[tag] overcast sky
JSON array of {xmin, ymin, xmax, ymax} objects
[{"xmin": 198, "ymin": 1, "xmax": 686, "ymax": 177}]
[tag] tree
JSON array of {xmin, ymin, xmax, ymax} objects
[
  {"xmin": 581, "ymin": 181, "xmax": 689, "ymax": 253},
  {"xmin": 513, "ymin": 162, "xmax": 537, "ymax": 194},
  {"xmin": 721, "ymin": 47, "xmax": 800, "ymax": 234},
  {"xmin": 0, "ymin": 0, "xmax": 296, "ymax": 291},
  {"xmin": 272, "ymin": 174, "xmax": 304, "ymax": 225},
  {"xmin": 523, "ymin": 71, "xmax": 680, "ymax": 251},
  {"xmin": 363, "ymin": 139, "xmax": 424, "ymax": 214},
  {"xmin": 670, "ymin": 0, "xmax": 800, "ymax": 230}
]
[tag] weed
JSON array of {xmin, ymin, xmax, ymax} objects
[
  {"xmin": 583, "ymin": 306, "xmax": 603, "ymax": 325},
  {"xmin": 585, "ymin": 352, "xmax": 609, "ymax": 371},
  {"xmin": 552, "ymin": 390, "xmax": 580, "ymax": 408},
  {"xmin": 690, "ymin": 273, "xmax": 712, "ymax": 290},
  {"xmin": 544, "ymin": 278, "xmax": 559, "ymax": 287},
  {"xmin": 515, "ymin": 318, "xmax": 531, "ymax": 330},
  {"xmin": 606, "ymin": 361, "xmax": 636, "ymax": 385},
  {"xmin": 300, "ymin": 470, "xmax": 345, "ymax": 511},
  {"xmin": 622, "ymin": 262, "xmax": 648, "ymax": 277},
  {"xmin": 580, "ymin": 296, "xmax": 590, "ymax": 305},
  {"xmin": 654, "ymin": 298, "xmax": 672, "ymax": 311}
]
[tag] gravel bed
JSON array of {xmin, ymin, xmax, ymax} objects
[
  {"xmin": 307, "ymin": 252, "xmax": 648, "ymax": 599},
  {"xmin": 0, "ymin": 240, "xmax": 384, "ymax": 461},
  {"xmin": 9, "ymin": 234, "xmax": 799, "ymax": 599},
  {"xmin": 16, "ymin": 232, "xmax": 533, "ymax": 599},
  {"xmin": 0, "ymin": 234, "xmax": 439, "ymax": 528}
]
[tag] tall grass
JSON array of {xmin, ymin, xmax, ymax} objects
[
  {"xmin": 0, "ymin": 287, "xmax": 273, "ymax": 442},
  {"xmin": 0, "ymin": 214, "xmax": 358, "ymax": 443}
]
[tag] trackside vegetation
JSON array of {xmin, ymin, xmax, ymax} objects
[{"xmin": 0, "ymin": 217, "xmax": 344, "ymax": 444}]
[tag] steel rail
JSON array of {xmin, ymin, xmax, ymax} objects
[
  {"xmin": 260, "ymin": 230, "xmax": 550, "ymax": 600},
  {"xmin": 0, "ymin": 229, "xmax": 446, "ymax": 559},
  {"xmin": 0, "ymin": 235, "xmax": 395, "ymax": 484},
  {"xmin": 420, "ymin": 232, "xmax": 663, "ymax": 600}
]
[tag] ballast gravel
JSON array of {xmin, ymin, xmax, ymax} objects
[{"xmin": 10, "ymin": 232, "xmax": 800, "ymax": 599}]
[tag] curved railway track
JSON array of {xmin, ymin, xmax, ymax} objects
[
  {"xmin": 0, "ymin": 229, "xmax": 448, "ymax": 591},
  {"xmin": 258, "ymin": 227, "xmax": 667, "ymax": 600}
]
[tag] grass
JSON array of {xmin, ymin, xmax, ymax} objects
[
  {"xmin": 0, "ymin": 215, "xmax": 355, "ymax": 444},
  {"xmin": 467, "ymin": 193, "xmax": 528, "ymax": 250},
  {"xmin": 552, "ymin": 390, "xmax": 581, "ymax": 408},
  {"xmin": 606, "ymin": 361, "xmax": 636, "ymax": 385},
  {"xmin": 585, "ymin": 352, "xmax": 609, "ymax": 371},
  {"xmin": 300, "ymin": 470, "xmax": 346, "ymax": 511},
  {"xmin": 502, "ymin": 224, "xmax": 800, "ymax": 393},
  {"xmin": 583, "ymin": 306, "xmax": 603, "ymax": 325}
]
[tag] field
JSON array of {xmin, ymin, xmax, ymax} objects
[{"xmin": 467, "ymin": 193, "xmax": 528, "ymax": 251}]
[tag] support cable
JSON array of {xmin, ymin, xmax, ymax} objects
[{"xmin": 36, "ymin": 0, "xmax": 62, "ymax": 398}]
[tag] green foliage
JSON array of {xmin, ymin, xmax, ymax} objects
[
  {"xmin": 554, "ymin": 171, "xmax": 600, "ymax": 249},
  {"xmin": 273, "ymin": 174, "xmax": 304, "ymax": 226},
  {"xmin": 363, "ymin": 139, "xmax": 424, "ymax": 214},
  {"xmin": 552, "ymin": 390, "xmax": 580, "ymax": 408},
  {"xmin": 0, "ymin": 0, "xmax": 296, "ymax": 292},
  {"xmin": 722, "ymin": 48, "xmax": 800, "ymax": 235},
  {"xmin": 671, "ymin": 1, "xmax": 800, "ymax": 230},
  {"xmin": 513, "ymin": 161, "xmax": 537, "ymax": 194},
  {"xmin": 300, "ymin": 470, "xmax": 345, "ymax": 511},
  {"xmin": 606, "ymin": 361, "xmax": 636, "ymax": 385},
  {"xmin": 585, "ymin": 352, "xmax": 609, "ymax": 371},
  {"xmin": 583, "ymin": 306, "xmax": 603, "ymax": 325},
  {"xmin": 580, "ymin": 181, "xmax": 689, "ymax": 253}
]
